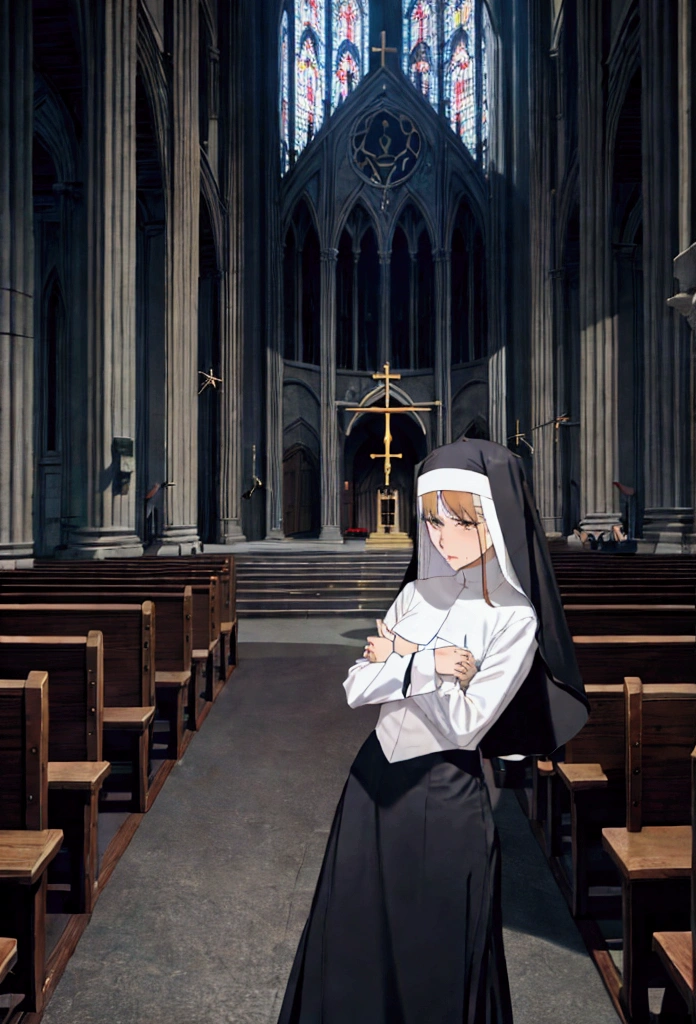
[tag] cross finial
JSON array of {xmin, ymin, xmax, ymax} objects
[{"xmin": 371, "ymin": 30, "xmax": 397, "ymax": 68}]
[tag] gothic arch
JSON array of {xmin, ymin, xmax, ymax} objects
[
  {"xmin": 332, "ymin": 194, "xmax": 381, "ymax": 251},
  {"xmin": 33, "ymin": 75, "xmax": 78, "ymax": 184},
  {"xmin": 283, "ymin": 376, "xmax": 321, "ymax": 405},
  {"xmin": 137, "ymin": 13, "xmax": 171, "ymax": 195},
  {"xmin": 606, "ymin": 4, "xmax": 641, "ymax": 165},
  {"xmin": 200, "ymin": 162, "xmax": 225, "ymax": 269},
  {"xmin": 283, "ymin": 193, "xmax": 321, "ymax": 247},
  {"xmin": 387, "ymin": 193, "xmax": 437, "ymax": 251}
]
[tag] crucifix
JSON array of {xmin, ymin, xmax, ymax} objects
[
  {"xmin": 371, "ymin": 30, "xmax": 397, "ymax": 68},
  {"xmin": 347, "ymin": 362, "xmax": 437, "ymax": 547},
  {"xmin": 347, "ymin": 362, "xmax": 434, "ymax": 487}
]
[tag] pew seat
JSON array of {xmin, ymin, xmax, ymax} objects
[
  {"xmin": 0, "ymin": 830, "xmax": 63, "ymax": 1013},
  {"xmin": 0, "ymin": 938, "xmax": 18, "ymax": 985},
  {"xmin": 0, "ymin": 830, "xmax": 63, "ymax": 882},
  {"xmin": 102, "ymin": 706, "xmax": 155, "ymax": 813},
  {"xmin": 603, "ymin": 826, "xmax": 692, "ymax": 879},
  {"xmin": 653, "ymin": 932, "xmax": 694, "ymax": 1013}
]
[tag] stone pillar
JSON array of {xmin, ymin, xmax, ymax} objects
[
  {"xmin": 265, "ymin": 227, "xmax": 284, "ymax": 540},
  {"xmin": 378, "ymin": 251, "xmax": 391, "ymax": 368},
  {"xmin": 219, "ymin": 1, "xmax": 246, "ymax": 543},
  {"xmin": 434, "ymin": 250, "xmax": 451, "ymax": 445},
  {"xmin": 160, "ymin": 0, "xmax": 202, "ymax": 554},
  {"xmin": 68, "ymin": 0, "xmax": 143, "ymax": 558},
  {"xmin": 576, "ymin": 1, "xmax": 619, "ymax": 533},
  {"xmin": 640, "ymin": 0, "xmax": 691, "ymax": 547},
  {"xmin": 666, "ymin": 0, "xmax": 696, "ymax": 548},
  {"xmin": 528, "ymin": 4, "xmax": 560, "ymax": 534},
  {"xmin": 0, "ymin": 0, "xmax": 34, "ymax": 566},
  {"xmin": 319, "ymin": 248, "xmax": 342, "ymax": 543}
]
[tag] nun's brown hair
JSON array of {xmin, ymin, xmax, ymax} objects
[{"xmin": 421, "ymin": 489, "xmax": 493, "ymax": 606}]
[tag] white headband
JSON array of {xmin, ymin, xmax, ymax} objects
[{"xmin": 417, "ymin": 468, "xmax": 492, "ymax": 500}]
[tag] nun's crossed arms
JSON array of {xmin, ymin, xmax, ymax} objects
[{"xmin": 363, "ymin": 620, "xmax": 478, "ymax": 685}]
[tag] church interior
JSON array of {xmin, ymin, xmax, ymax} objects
[{"xmin": 1, "ymin": 0, "xmax": 696, "ymax": 1022}]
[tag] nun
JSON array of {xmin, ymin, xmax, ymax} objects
[{"xmin": 277, "ymin": 438, "xmax": 589, "ymax": 1024}]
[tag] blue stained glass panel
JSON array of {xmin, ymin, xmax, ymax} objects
[
  {"xmin": 403, "ymin": 0, "xmax": 438, "ymax": 108},
  {"xmin": 295, "ymin": 0, "xmax": 325, "ymax": 154},
  {"xmin": 332, "ymin": 0, "xmax": 368, "ymax": 109},
  {"xmin": 280, "ymin": 10, "xmax": 290, "ymax": 174},
  {"xmin": 444, "ymin": 0, "xmax": 476, "ymax": 153}
]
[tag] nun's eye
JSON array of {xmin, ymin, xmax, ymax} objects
[{"xmin": 456, "ymin": 520, "xmax": 476, "ymax": 530}]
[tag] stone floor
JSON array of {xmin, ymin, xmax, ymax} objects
[{"xmin": 40, "ymin": 619, "xmax": 620, "ymax": 1024}]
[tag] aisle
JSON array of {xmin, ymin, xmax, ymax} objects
[{"xmin": 41, "ymin": 624, "xmax": 619, "ymax": 1024}]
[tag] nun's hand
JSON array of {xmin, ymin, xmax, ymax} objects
[
  {"xmin": 363, "ymin": 635, "xmax": 393, "ymax": 663},
  {"xmin": 453, "ymin": 649, "xmax": 478, "ymax": 688},
  {"xmin": 435, "ymin": 646, "xmax": 477, "ymax": 683}
]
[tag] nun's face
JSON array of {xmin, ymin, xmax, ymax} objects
[{"xmin": 424, "ymin": 510, "xmax": 493, "ymax": 569}]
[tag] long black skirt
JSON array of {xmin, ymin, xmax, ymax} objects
[{"xmin": 277, "ymin": 731, "xmax": 513, "ymax": 1024}]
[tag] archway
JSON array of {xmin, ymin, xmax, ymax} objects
[
  {"xmin": 343, "ymin": 409, "xmax": 427, "ymax": 536},
  {"xmin": 283, "ymin": 444, "xmax": 320, "ymax": 536}
]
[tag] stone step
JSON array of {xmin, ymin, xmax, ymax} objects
[{"xmin": 235, "ymin": 549, "xmax": 410, "ymax": 617}]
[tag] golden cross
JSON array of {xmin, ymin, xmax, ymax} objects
[
  {"xmin": 347, "ymin": 362, "xmax": 436, "ymax": 487},
  {"xmin": 371, "ymin": 30, "xmax": 397, "ymax": 68}
]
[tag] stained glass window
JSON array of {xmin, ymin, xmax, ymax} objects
[
  {"xmin": 295, "ymin": 0, "xmax": 325, "ymax": 154},
  {"xmin": 444, "ymin": 1, "xmax": 475, "ymax": 151},
  {"xmin": 280, "ymin": 10, "xmax": 290, "ymax": 174},
  {"xmin": 332, "ymin": 0, "xmax": 368, "ymax": 109},
  {"xmin": 481, "ymin": 1, "xmax": 490, "ymax": 165},
  {"xmin": 403, "ymin": 0, "xmax": 438, "ymax": 108}
]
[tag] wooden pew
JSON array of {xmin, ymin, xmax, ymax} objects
[
  {"xmin": 0, "ymin": 638, "xmax": 111, "ymax": 913},
  {"xmin": 541, "ymin": 634, "xmax": 695, "ymax": 918},
  {"xmin": 573, "ymin": 635, "xmax": 696, "ymax": 685},
  {"xmin": 29, "ymin": 553, "xmax": 238, "ymax": 680},
  {"xmin": 653, "ymin": 747, "xmax": 696, "ymax": 1022},
  {"xmin": 0, "ymin": 585, "xmax": 193, "ymax": 760},
  {"xmin": 602, "ymin": 678, "xmax": 696, "ymax": 1024},
  {"xmin": 0, "ymin": 937, "xmax": 18, "ymax": 985},
  {"xmin": 564, "ymin": 605, "xmax": 695, "ymax": 636},
  {"xmin": 551, "ymin": 683, "xmax": 626, "ymax": 917},
  {"xmin": 13, "ymin": 567, "xmax": 222, "ymax": 708},
  {"xmin": 0, "ymin": 603, "xmax": 156, "ymax": 812},
  {"xmin": 0, "ymin": 672, "xmax": 63, "ymax": 1014}
]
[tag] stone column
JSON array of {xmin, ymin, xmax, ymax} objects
[
  {"xmin": 68, "ymin": 0, "xmax": 143, "ymax": 558},
  {"xmin": 0, "ymin": 0, "xmax": 34, "ymax": 566},
  {"xmin": 219, "ymin": 0, "xmax": 246, "ymax": 543},
  {"xmin": 265, "ymin": 229, "xmax": 285, "ymax": 540},
  {"xmin": 641, "ymin": 0, "xmax": 692, "ymax": 547},
  {"xmin": 576, "ymin": 1, "xmax": 619, "ymax": 533},
  {"xmin": 319, "ymin": 248, "xmax": 342, "ymax": 542},
  {"xmin": 528, "ymin": 3, "xmax": 560, "ymax": 534},
  {"xmin": 434, "ymin": 250, "xmax": 451, "ymax": 445},
  {"xmin": 378, "ymin": 251, "xmax": 391, "ymax": 368},
  {"xmin": 160, "ymin": 0, "xmax": 202, "ymax": 554}
]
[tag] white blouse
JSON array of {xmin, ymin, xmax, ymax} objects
[{"xmin": 343, "ymin": 558, "xmax": 538, "ymax": 763}]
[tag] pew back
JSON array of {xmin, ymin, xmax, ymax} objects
[
  {"xmin": 0, "ymin": 603, "xmax": 154, "ymax": 707},
  {"xmin": 564, "ymin": 683, "xmax": 625, "ymax": 782},
  {"xmin": 573, "ymin": 635, "xmax": 696, "ymax": 685},
  {"xmin": 0, "ymin": 634, "xmax": 103, "ymax": 762},
  {"xmin": 0, "ymin": 673, "xmax": 48, "ymax": 830},
  {"xmin": 625, "ymin": 678, "xmax": 696, "ymax": 831}
]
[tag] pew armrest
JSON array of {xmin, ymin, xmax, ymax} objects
[
  {"xmin": 220, "ymin": 621, "xmax": 233, "ymax": 636},
  {"xmin": 155, "ymin": 671, "xmax": 191, "ymax": 689},
  {"xmin": 556, "ymin": 762, "xmax": 608, "ymax": 791},
  {"xmin": 48, "ymin": 761, "xmax": 111, "ymax": 791},
  {"xmin": 602, "ymin": 825, "xmax": 692, "ymax": 880},
  {"xmin": 0, "ymin": 829, "xmax": 64, "ymax": 882},
  {"xmin": 652, "ymin": 932, "xmax": 694, "ymax": 1006},
  {"xmin": 536, "ymin": 758, "xmax": 555, "ymax": 777},
  {"xmin": 103, "ymin": 706, "xmax": 156, "ymax": 731},
  {"xmin": 0, "ymin": 938, "xmax": 18, "ymax": 985}
]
